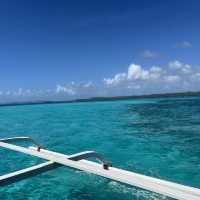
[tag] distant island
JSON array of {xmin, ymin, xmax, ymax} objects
[{"xmin": 0, "ymin": 91, "xmax": 200, "ymax": 107}]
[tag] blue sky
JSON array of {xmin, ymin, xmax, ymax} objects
[{"xmin": 0, "ymin": 0, "xmax": 200, "ymax": 102}]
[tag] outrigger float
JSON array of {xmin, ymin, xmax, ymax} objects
[{"xmin": 0, "ymin": 137, "xmax": 200, "ymax": 200}]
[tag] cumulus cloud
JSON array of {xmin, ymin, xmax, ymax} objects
[
  {"xmin": 103, "ymin": 60, "xmax": 200, "ymax": 95},
  {"xmin": 54, "ymin": 81, "xmax": 96, "ymax": 100},
  {"xmin": 149, "ymin": 66, "xmax": 162, "ymax": 73},
  {"xmin": 56, "ymin": 84, "xmax": 76, "ymax": 95},
  {"xmin": 165, "ymin": 75, "xmax": 181, "ymax": 83},
  {"xmin": 104, "ymin": 63, "xmax": 163, "ymax": 86},
  {"xmin": 191, "ymin": 73, "xmax": 200, "ymax": 81},
  {"xmin": 104, "ymin": 73, "xmax": 126, "ymax": 86},
  {"xmin": 83, "ymin": 81, "xmax": 94, "ymax": 88},
  {"xmin": 13, "ymin": 88, "xmax": 23, "ymax": 96},
  {"xmin": 142, "ymin": 50, "xmax": 160, "ymax": 59},
  {"xmin": 127, "ymin": 64, "xmax": 149, "ymax": 80},
  {"xmin": 168, "ymin": 60, "xmax": 191, "ymax": 74},
  {"xmin": 175, "ymin": 41, "xmax": 192, "ymax": 48},
  {"xmin": 1, "ymin": 60, "xmax": 200, "ymax": 103}
]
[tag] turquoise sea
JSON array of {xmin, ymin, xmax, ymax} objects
[{"xmin": 0, "ymin": 97, "xmax": 200, "ymax": 200}]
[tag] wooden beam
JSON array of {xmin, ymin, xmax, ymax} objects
[
  {"xmin": 0, "ymin": 161, "xmax": 61, "ymax": 186},
  {"xmin": 0, "ymin": 142, "xmax": 200, "ymax": 200}
]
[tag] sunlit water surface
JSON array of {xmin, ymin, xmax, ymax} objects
[{"xmin": 0, "ymin": 97, "xmax": 200, "ymax": 200}]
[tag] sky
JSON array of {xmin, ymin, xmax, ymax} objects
[{"xmin": 0, "ymin": 0, "xmax": 200, "ymax": 102}]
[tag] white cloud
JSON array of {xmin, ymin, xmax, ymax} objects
[
  {"xmin": 104, "ymin": 63, "xmax": 163, "ymax": 87},
  {"xmin": 128, "ymin": 64, "xmax": 150, "ymax": 80},
  {"xmin": 175, "ymin": 41, "xmax": 192, "ymax": 48},
  {"xmin": 1, "ymin": 60, "xmax": 200, "ymax": 103},
  {"xmin": 127, "ymin": 84, "xmax": 141, "ymax": 90},
  {"xmin": 168, "ymin": 60, "xmax": 191, "ymax": 74},
  {"xmin": 150, "ymin": 66, "xmax": 162, "ymax": 73},
  {"xmin": 169, "ymin": 60, "xmax": 183, "ymax": 69},
  {"xmin": 142, "ymin": 50, "xmax": 160, "ymax": 59},
  {"xmin": 83, "ymin": 81, "xmax": 94, "ymax": 88},
  {"xmin": 191, "ymin": 73, "xmax": 200, "ymax": 80},
  {"xmin": 165, "ymin": 75, "xmax": 180, "ymax": 83},
  {"xmin": 103, "ymin": 60, "xmax": 200, "ymax": 95},
  {"xmin": 182, "ymin": 65, "xmax": 191, "ymax": 74},
  {"xmin": 104, "ymin": 73, "xmax": 126, "ymax": 86},
  {"xmin": 13, "ymin": 88, "xmax": 23, "ymax": 96},
  {"xmin": 56, "ymin": 84, "xmax": 76, "ymax": 95}
]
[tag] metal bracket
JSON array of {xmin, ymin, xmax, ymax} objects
[
  {"xmin": 0, "ymin": 136, "xmax": 112, "ymax": 169},
  {"xmin": 68, "ymin": 151, "xmax": 112, "ymax": 170},
  {"xmin": 0, "ymin": 136, "xmax": 44, "ymax": 151}
]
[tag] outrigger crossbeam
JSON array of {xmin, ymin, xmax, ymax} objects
[{"xmin": 0, "ymin": 136, "xmax": 200, "ymax": 200}]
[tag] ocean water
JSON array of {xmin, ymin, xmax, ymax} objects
[{"xmin": 0, "ymin": 97, "xmax": 200, "ymax": 200}]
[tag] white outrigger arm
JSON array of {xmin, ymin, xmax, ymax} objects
[{"xmin": 0, "ymin": 137, "xmax": 200, "ymax": 200}]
